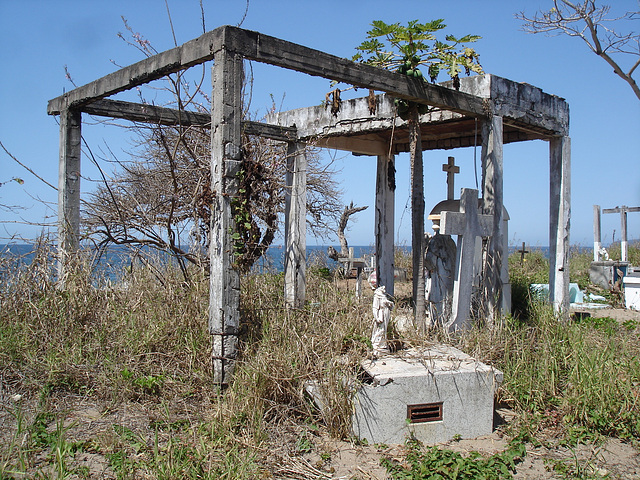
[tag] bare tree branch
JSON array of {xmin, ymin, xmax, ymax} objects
[
  {"xmin": 517, "ymin": 0, "xmax": 640, "ymax": 100},
  {"xmin": 0, "ymin": 140, "xmax": 57, "ymax": 191}
]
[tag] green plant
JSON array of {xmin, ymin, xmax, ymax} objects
[
  {"xmin": 381, "ymin": 436, "xmax": 526, "ymax": 479},
  {"xmin": 295, "ymin": 431, "xmax": 314, "ymax": 454},
  {"xmin": 353, "ymin": 20, "xmax": 483, "ymax": 88},
  {"xmin": 132, "ymin": 374, "xmax": 164, "ymax": 395}
]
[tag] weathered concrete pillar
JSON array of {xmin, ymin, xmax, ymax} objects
[
  {"xmin": 620, "ymin": 207, "xmax": 628, "ymax": 262},
  {"xmin": 57, "ymin": 108, "xmax": 82, "ymax": 282},
  {"xmin": 284, "ymin": 142, "xmax": 307, "ymax": 308},
  {"xmin": 210, "ymin": 47, "xmax": 243, "ymax": 386},
  {"xmin": 375, "ymin": 153, "xmax": 395, "ymax": 296},
  {"xmin": 481, "ymin": 115, "xmax": 504, "ymax": 321},
  {"xmin": 593, "ymin": 205, "xmax": 601, "ymax": 261},
  {"xmin": 549, "ymin": 136, "xmax": 571, "ymax": 315},
  {"xmin": 501, "ymin": 214, "xmax": 511, "ymax": 314}
]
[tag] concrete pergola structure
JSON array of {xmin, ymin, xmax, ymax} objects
[{"xmin": 48, "ymin": 25, "xmax": 570, "ymax": 385}]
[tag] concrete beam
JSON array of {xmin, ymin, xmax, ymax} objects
[
  {"xmin": 48, "ymin": 28, "xmax": 226, "ymax": 114},
  {"xmin": 82, "ymin": 98, "xmax": 297, "ymax": 142},
  {"xmin": 49, "ymin": 25, "xmax": 484, "ymax": 117},
  {"xmin": 450, "ymin": 75, "xmax": 569, "ymax": 136},
  {"xmin": 224, "ymin": 27, "xmax": 486, "ymax": 117}
]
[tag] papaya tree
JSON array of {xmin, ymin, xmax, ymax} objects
[{"xmin": 353, "ymin": 20, "xmax": 483, "ymax": 329}]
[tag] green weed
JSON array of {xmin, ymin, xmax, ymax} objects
[{"xmin": 381, "ymin": 436, "xmax": 526, "ymax": 479}]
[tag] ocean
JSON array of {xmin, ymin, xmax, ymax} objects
[
  {"xmin": 0, "ymin": 244, "xmax": 383, "ymax": 280},
  {"xmin": 1, "ymin": 243, "xmax": 578, "ymax": 273}
]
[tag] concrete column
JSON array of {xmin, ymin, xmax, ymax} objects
[
  {"xmin": 593, "ymin": 205, "xmax": 601, "ymax": 261},
  {"xmin": 501, "ymin": 214, "xmax": 511, "ymax": 314},
  {"xmin": 210, "ymin": 47, "xmax": 243, "ymax": 386},
  {"xmin": 621, "ymin": 207, "xmax": 628, "ymax": 262},
  {"xmin": 481, "ymin": 115, "xmax": 504, "ymax": 322},
  {"xmin": 375, "ymin": 153, "xmax": 395, "ymax": 296},
  {"xmin": 57, "ymin": 108, "xmax": 82, "ymax": 282},
  {"xmin": 284, "ymin": 142, "xmax": 307, "ymax": 308},
  {"xmin": 549, "ymin": 136, "xmax": 571, "ymax": 316}
]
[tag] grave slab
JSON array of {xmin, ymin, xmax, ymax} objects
[{"xmin": 352, "ymin": 345, "xmax": 502, "ymax": 445}]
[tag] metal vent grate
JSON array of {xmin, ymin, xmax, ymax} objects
[{"xmin": 407, "ymin": 402, "xmax": 443, "ymax": 423}]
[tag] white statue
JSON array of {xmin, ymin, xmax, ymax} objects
[{"xmin": 371, "ymin": 286, "xmax": 394, "ymax": 354}]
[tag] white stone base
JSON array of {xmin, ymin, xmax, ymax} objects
[{"xmin": 352, "ymin": 345, "xmax": 502, "ymax": 445}]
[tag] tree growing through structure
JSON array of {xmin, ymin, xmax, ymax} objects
[
  {"xmin": 353, "ymin": 20, "xmax": 483, "ymax": 329},
  {"xmin": 82, "ymin": 18, "xmax": 343, "ymax": 280},
  {"xmin": 517, "ymin": 0, "xmax": 640, "ymax": 101}
]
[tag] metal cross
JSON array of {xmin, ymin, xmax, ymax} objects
[
  {"xmin": 517, "ymin": 242, "xmax": 529, "ymax": 263},
  {"xmin": 442, "ymin": 156, "xmax": 460, "ymax": 200}
]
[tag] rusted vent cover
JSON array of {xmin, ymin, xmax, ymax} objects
[{"xmin": 407, "ymin": 402, "xmax": 443, "ymax": 423}]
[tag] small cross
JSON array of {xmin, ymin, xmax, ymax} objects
[
  {"xmin": 517, "ymin": 242, "xmax": 529, "ymax": 263},
  {"xmin": 442, "ymin": 156, "xmax": 460, "ymax": 201}
]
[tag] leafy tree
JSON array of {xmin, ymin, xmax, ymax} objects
[
  {"xmin": 353, "ymin": 20, "xmax": 482, "ymax": 328},
  {"xmin": 517, "ymin": 0, "xmax": 640, "ymax": 100}
]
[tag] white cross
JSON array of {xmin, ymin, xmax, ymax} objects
[{"xmin": 440, "ymin": 188, "xmax": 493, "ymax": 331}]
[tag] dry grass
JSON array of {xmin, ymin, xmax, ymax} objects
[{"xmin": 1, "ymin": 242, "xmax": 640, "ymax": 478}]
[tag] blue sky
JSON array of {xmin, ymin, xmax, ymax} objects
[{"xmin": 1, "ymin": 0, "xmax": 638, "ymax": 248}]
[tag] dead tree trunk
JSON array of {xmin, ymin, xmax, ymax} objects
[
  {"xmin": 408, "ymin": 105, "xmax": 426, "ymax": 330},
  {"xmin": 337, "ymin": 202, "xmax": 368, "ymax": 256},
  {"xmin": 328, "ymin": 202, "xmax": 368, "ymax": 262}
]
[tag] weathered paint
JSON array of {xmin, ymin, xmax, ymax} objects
[
  {"xmin": 284, "ymin": 143, "xmax": 307, "ymax": 308},
  {"xmin": 57, "ymin": 108, "xmax": 82, "ymax": 282},
  {"xmin": 375, "ymin": 154, "xmax": 395, "ymax": 296},
  {"xmin": 549, "ymin": 136, "xmax": 571, "ymax": 316},
  {"xmin": 209, "ymin": 48, "xmax": 243, "ymax": 385}
]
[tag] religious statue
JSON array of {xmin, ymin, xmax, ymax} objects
[
  {"xmin": 371, "ymin": 286, "xmax": 394, "ymax": 354},
  {"xmin": 424, "ymin": 232, "xmax": 457, "ymax": 328}
]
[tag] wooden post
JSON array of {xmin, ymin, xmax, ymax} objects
[
  {"xmin": 549, "ymin": 136, "xmax": 571, "ymax": 316},
  {"xmin": 440, "ymin": 188, "xmax": 492, "ymax": 331},
  {"xmin": 375, "ymin": 153, "xmax": 395, "ymax": 296},
  {"xmin": 284, "ymin": 142, "xmax": 307, "ymax": 308},
  {"xmin": 593, "ymin": 205, "xmax": 601, "ymax": 261},
  {"xmin": 57, "ymin": 108, "xmax": 82, "ymax": 282},
  {"xmin": 481, "ymin": 115, "xmax": 504, "ymax": 321},
  {"xmin": 210, "ymin": 47, "xmax": 243, "ymax": 386}
]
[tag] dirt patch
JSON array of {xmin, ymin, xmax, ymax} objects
[{"xmin": 573, "ymin": 306, "xmax": 640, "ymax": 323}]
